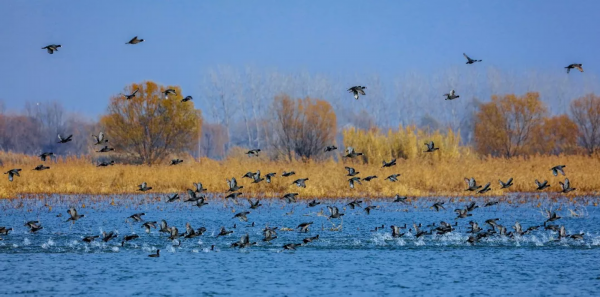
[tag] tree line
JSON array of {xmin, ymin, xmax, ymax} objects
[{"xmin": 1, "ymin": 80, "xmax": 600, "ymax": 164}]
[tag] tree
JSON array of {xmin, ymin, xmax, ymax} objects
[
  {"xmin": 100, "ymin": 81, "xmax": 202, "ymax": 165},
  {"xmin": 474, "ymin": 92, "xmax": 547, "ymax": 157},
  {"xmin": 199, "ymin": 122, "xmax": 228, "ymax": 159},
  {"xmin": 530, "ymin": 115, "xmax": 579, "ymax": 155},
  {"xmin": 570, "ymin": 94, "xmax": 600, "ymax": 155},
  {"xmin": 270, "ymin": 94, "xmax": 337, "ymax": 161}
]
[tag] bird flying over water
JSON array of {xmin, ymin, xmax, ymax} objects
[
  {"xmin": 559, "ymin": 178, "xmax": 576, "ymax": 193},
  {"xmin": 66, "ymin": 207, "xmax": 84, "ymax": 223}
]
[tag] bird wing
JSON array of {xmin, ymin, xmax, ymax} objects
[
  {"xmin": 128, "ymin": 36, "xmax": 138, "ymax": 43},
  {"xmin": 187, "ymin": 189, "xmax": 196, "ymax": 199},
  {"xmin": 463, "ymin": 53, "xmax": 471, "ymax": 61},
  {"xmin": 358, "ymin": 88, "xmax": 366, "ymax": 95}
]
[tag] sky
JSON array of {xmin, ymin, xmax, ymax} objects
[{"xmin": 0, "ymin": 1, "xmax": 598, "ymax": 118}]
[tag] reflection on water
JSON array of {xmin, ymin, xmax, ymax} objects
[{"xmin": 0, "ymin": 195, "xmax": 599, "ymax": 295}]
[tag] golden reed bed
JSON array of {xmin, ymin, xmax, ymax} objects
[{"xmin": 1, "ymin": 152, "xmax": 599, "ymax": 199}]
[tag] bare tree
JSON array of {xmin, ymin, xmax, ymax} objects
[{"xmin": 570, "ymin": 94, "xmax": 600, "ymax": 154}]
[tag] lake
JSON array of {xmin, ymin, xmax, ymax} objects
[{"xmin": 1, "ymin": 194, "xmax": 599, "ymax": 296}]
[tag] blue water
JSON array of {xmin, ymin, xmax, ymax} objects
[{"xmin": 1, "ymin": 195, "xmax": 599, "ymax": 296}]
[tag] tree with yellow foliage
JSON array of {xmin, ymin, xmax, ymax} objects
[
  {"xmin": 100, "ymin": 81, "xmax": 202, "ymax": 165},
  {"xmin": 530, "ymin": 115, "xmax": 579, "ymax": 155},
  {"xmin": 270, "ymin": 94, "xmax": 336, "ymax": 161},
  {"xmin": 474, "ymin": 92, "xmax": 547, "ymax": 157}
]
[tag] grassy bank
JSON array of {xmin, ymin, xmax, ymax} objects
[{"xmin": 0, "ymin": 151, "xmax": 598, "ymax": 199}]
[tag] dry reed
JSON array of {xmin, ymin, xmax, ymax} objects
[{"xmin": 1, "ymin": 151, "xmax": 599, "ymax": 199}]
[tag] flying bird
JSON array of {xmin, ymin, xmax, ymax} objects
[
  {"xmin": 348, "ymin": 86, "xmax": 366, "ymax": 100},
  {"xmin": 382, "ymin": 158, "xmax": 396, "ymax": 168},
  {"xmin": 443, "ymin": 89, "xmax": 460, "ymax": 100},
  {"xmin": 126, "ymin": 36, "xmax": 144, "ymax": 44},
  {"xmin": 551, "ymin": 165, "xmax": 566, "ymax": 176},
  {"xmin": 4, "ymin": 169, "xmax": 21, "ymax": 182},
  {"xmin": 463, "ymin": 53, "xmax": 482, "ymax": 64},
  {"xmin": 424, "ymin": 141, "xmax": 439, "ymax": 152},
  {"xmin": 565, "ymin": 64, "xmax": 583, "ymax": 73},
  {"xmin": 66, "ymin": 207, "xmax": 84, "ymax": 223},
  {"xmin": 57, "ymin": 134, "xmax": 73, "ymax": 143},
  {"xmin": 124, "ymin": 89, "xmax": 139, "ymax": 100},
  {"xmin": 42, "ymin": 44, "xmax": 62, "ymax": 54},
  {"xmin": 499, "ymin": 178, "xmax": 514, "ymax": 189},
  {"xmin": 92, "ymin": 132, "xmax": 108, "ymax": 145},
  {"xmin": 138, "ymin": 182, "xmax": 152, "ymax": 192},
  {"xmin": 33, "ymin": 165, "xmax": 50, "ymax": 171},
  {"xmin": 246, "ymin": 149, "xmax": 261, "ymax": 157}
]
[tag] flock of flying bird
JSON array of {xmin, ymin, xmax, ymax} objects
[
  {"xmin": 0, "ymin": 37, "xmax": 589, "ymax": 256},
  {"xmin": 0, "ymin": 145, "xmax": 585, "ymax": 256}
]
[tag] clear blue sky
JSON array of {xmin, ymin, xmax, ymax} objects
[{"xmin": 1, "ymin": 1, "xmax": 598, "ymax": 117}]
